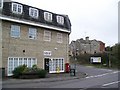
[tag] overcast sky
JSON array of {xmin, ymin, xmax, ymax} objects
[{"xmin": 14, "ymin": 0, "xmax": 119, "ymax": 46}]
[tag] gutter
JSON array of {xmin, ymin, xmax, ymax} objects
[{"xmin": 0, "ymin": 15, "xmax": 71, "ymax": 33}]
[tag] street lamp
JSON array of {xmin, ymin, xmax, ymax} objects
[
  {"xmin": 106, "ymin": 51, "xmax": 111, "ymax": 68},
  {"xmin": 74, "ymin": 49, "xmax": 79, "ymax": 73}
]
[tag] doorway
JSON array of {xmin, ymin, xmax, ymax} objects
[{"xmin": 44, "ymin": 58, "xmax": 50, "ymax": 72}]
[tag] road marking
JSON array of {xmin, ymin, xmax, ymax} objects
[
  {"xmin": 102, "ymin": 81, "xmax": 120, "ymax": 87},
  {"xmin": 99, "ymin": 69, "xmax": 112, "ymax": 72},
  {"xmin": 85, "ymin": 71, "xmax": 120, "ymax": 79},
  {"xmin": 86, "ymin": 66, "xmax": 94, "ymax": 68}
]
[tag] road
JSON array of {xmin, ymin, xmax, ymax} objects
[
  {"xmin": 50, "ymin": 65, "xmax": 120, "ymax": 88},
  {"xmin": 2, "ymin": 65, "xmax": 120, "ymax": 89}
]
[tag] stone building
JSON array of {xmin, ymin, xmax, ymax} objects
[
  {"xmin": 69, "ymin": 37, "xmax": 105, "ymax": 56},
  {"xmin": 0, "ymin": 0, "xmax": 71, "ymax": 76}
]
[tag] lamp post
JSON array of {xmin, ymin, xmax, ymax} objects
[
  {"xmin": 75, "ymin": 49, "xmax": 79, "ymax": 72},
  {"xmin": 106, "ymin": 51, "xmax": 111, "ymax": 68}
]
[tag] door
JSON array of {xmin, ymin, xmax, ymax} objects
[{"xmin": 44, "ymin": 58, "xmax": 49, "ymax": 72}]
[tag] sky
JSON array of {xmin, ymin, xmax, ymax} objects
[{"xmin": 13, "ymin": 0, "xmax": 119, "ymax": 46}]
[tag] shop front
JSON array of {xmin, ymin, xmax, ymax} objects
[{"xmin": 44, "ymin": 58, "xmax": 64, "ymax": 73}]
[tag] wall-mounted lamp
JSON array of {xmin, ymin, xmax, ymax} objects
[{"xmin": 54, "ymin": 48, "xmax": 58, "ymax": 50}]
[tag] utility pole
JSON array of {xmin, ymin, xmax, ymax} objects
[
  {"xmin": 107, "ymin": 52, "xmax": 111, "ymax": 68},
  {"xmin": 108, "ymin": 53, "xmax": 111, "ymax": 68}
]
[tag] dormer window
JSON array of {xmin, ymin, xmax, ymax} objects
[
  {"xmin": 0, "ymin": 0, "xmax": 3, "ymax": 9},
  {"xmin": 29, "ymin": 7, "xmax": 39, "ymax": 18},
  {"xmin": 57, "ymin": 16, "xmax": 64, "ymax": 25},
  {"xmin": 12, "ymin": 3, "xmax": 23, "ymax": 14},
  {"xmin": 44, "ymin": 12, "xmax": 52, "ymax": 22}
]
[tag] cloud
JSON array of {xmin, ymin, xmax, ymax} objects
[{"xmin": 14, "ymin": 0, "xmax": 119, "ymax": 46}]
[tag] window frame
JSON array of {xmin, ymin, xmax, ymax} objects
[
  {"xmin": 56, "ymin": 16, "xmax": 64, "ymax": 25},
  {"xmin": 8, "ymin": 57, "xmax": 37, "ymax": 76},
  {"xmin": 12, "ymin": 3, "xmax": 23, "ymax": 14},
  {"xmin": 29, "ymin": 7, "xmax": 39, "ymax": 19},
  {"xmin": 0, "ymin": 0, "xmax": 3, "ymax": 9},
  {"xmin": 11, "ymin": 25, "xmax": 20, "ymax": 38},
  {"xmin": 49, "ymin": 58, "xmax": 64, "ymax": 73},
  {"xmin": 57, "ymin": 33, "xmax": 63, "ymax": 43},
  {"xmin": 44, "ymin": 12, "xmax": 52, "ymax": 22},
  {"xmin": 28, "ymin": 28, "xmax": 37, "ymax": 39},
  {"xmin": 44, "ymin": 30, "xmax": 51, "ymax": 41}
]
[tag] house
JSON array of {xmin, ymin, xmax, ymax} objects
[
  {"xmin": 69, "ymin": 37, "xmax": 105, "ymax": 56},
  {"xmin": 0, "ymin": 0, "xmax": 71, "ymax": 76}
]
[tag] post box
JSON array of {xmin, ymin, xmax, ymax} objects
[{"xmin": 65, "ymin": 63, "xmax": 70, "ymax": 73}]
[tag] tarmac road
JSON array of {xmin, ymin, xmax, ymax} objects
[
  {"xmin": 50, "ymin": 65, "xmax": 120, "ymax": 88},
  {"xmin": 2, "ymin": 65, "xmax": 120, "ymax": 89}
]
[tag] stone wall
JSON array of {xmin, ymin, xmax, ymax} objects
[{"xmin": 2, "ymin": 20, "xmax": 69, "ymax": 75}]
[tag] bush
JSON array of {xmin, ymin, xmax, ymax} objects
[
  {"xmin": 12, "ymin": 64, "xmax": 47, "ymax": 78},
  {"xmin": 12, "ymin": 65, "xmax": 27, "ymax": 78},
  {"xmin": 37, "ymin": 69, "xmax": 47, "ymax": 78}
]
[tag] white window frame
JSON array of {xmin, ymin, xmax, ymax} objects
[
  {"xmin": 49, "ymin": 58, "xmax": 64, "ymax": 73},
  {"xmin": 44, "ymin": 12, "xmax": 52, "ymax": 22},
  {"xmin": 0, "ymin": 0, "xmax": 3, "ymax": 9},
  {"xmin": 12, "ymin": 3, "xmax": 23, "ymax": 14},
  {"xmin": 8, "ymin": 57, "xmax": 37, "ymax": 76},
  {"xmin": 28, "ymin": 28, "xmax": 37, "ymax": 39},
  {"xmin": 29, "ymin": 7, "xmax": 39, "ymax": 18},
  {"xmin": 56, "ymin": 16, "xmax": 64, "ymax": 25},
  {"xmin": 57, "ymin": 33, "xmax": 63, "ymax": 43},
  {"xmin": 44, "ymin": 30, "xmax": 51, "ymax": 41},
  {"xmin": 11, "ymin": 25, "xmax": 20, "ymax": 38}
]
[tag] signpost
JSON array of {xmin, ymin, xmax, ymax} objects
[{"xmin": 90, "ymin": 57, "xmax": 101, "ymax": 63}]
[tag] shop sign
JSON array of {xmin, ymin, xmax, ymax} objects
[{"xmin": 44, "ymin": 51, "xmax": 52, "ymax": 56}]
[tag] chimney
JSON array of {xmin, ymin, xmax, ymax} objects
[{"xmin": 85, "ymin": 37, "xmax": 89, "ymax": 41}]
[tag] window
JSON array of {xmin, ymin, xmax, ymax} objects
[
  {"xmin": 29, "ymin": 7, "xmax": 39, "ymax": 18},
  {"xmin": 8, "ymin": 57, "xmax": 37, "ymax": 76},
  {"xmin": 57, "ymin": 33, "xmax": 63, "ymax": 43},
  {"xmin": 12, "ymin": 3, "xmax": 23, "ymax": 14},
  {"xmin": 56, "ymin": 16, "xmax": 64, "ymax": 25},
  {"xmin": 0, "ymin": 0, "xmax": 3, "ymax": 9},
  {"xmin": 49, "ymin": 58, "xmax": 64, "ymax": 73},
  {"xmin": 11, "ymin": 25, "xmax": 20, "ymax": 38},
  {"xmin": 28, "ymin": 28, "xmax": 37, "ymax": 39},
  {"xmin": 44, "ymin": 30, "xmax": 51, "ymax": 41},
  {"xmin": 44, "ymin": 12, "xmax": 52, "ymax": 22}
]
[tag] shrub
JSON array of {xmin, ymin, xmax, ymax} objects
[
  {"xmin": 31, "ymin": 64, "xmax": 39, "ymax": 72},
  {"xmin": 12, "ymin": 65, "xmax": 27, "ymax": 78},
  {"xmin": 12, "ymin": 64, "xmax": 47, "ymax": 78},
  {"xmin": 37, "ymin": 69, "xmax": 47, "ymax": 78}
]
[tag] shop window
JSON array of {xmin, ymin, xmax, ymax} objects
[
  {"xmin": 8, "ymin": 57, "xmax": 37, "ymax": 76},
  {"xmin": 49, "ymin": 58, "xmax": 64, "ymax": 73}
]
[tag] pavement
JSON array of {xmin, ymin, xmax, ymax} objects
[{"xmin": 2, "ymin": 71, "xmax": 87, "ymax": 85}]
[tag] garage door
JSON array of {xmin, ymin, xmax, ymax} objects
[{"xmin": 8, "ymin": 57, "xmax": 37, "ymax": 76}]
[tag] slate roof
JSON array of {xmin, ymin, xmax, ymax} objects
[{"xmin": 1, "ymin": 0, "xmax": 71, "ymax": 32}]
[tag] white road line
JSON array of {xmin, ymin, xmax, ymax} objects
[
  {"xmin": 99, "ymin": 69, "xmax": 113, "ymax": 72},
  {"xmin": 102, "ymin": 81, "xmax": 120, "ymax": 87},
  {"xmin": 85, "ymin": 71, "xmax": 120, "ymax": 79}
]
